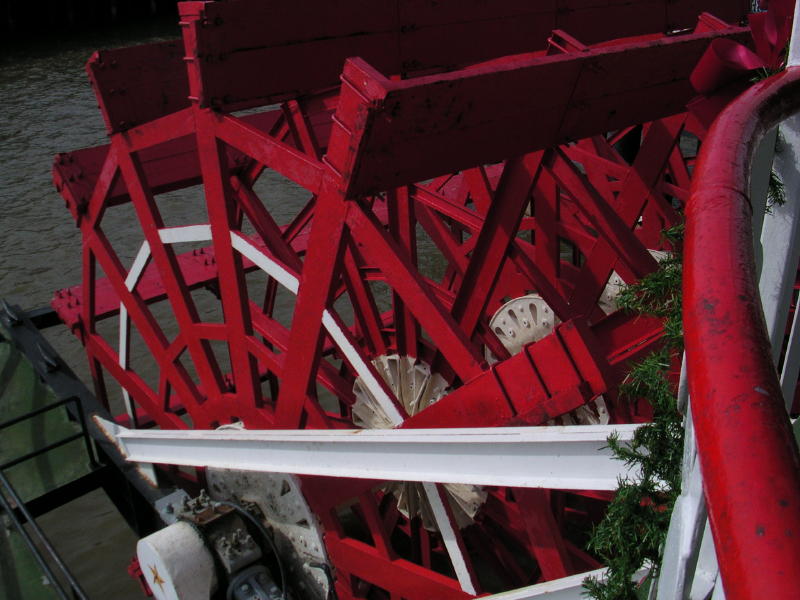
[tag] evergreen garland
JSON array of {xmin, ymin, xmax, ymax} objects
[
  {"xmin": 583, "ymin": 24, "xmax": 791, "ymax": 598},
  {"xmin": 583, "ymin": 225, "xmax": 685, "ymax": 599}
]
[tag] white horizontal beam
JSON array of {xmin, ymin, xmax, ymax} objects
[
  {"xmin": 158, "ymin": 224, "xmax": 212, "ymax": 244},
  {"xmin": 96, "ymin": 419, "xmax": 640, "ymax": 491},
  {"xmin": 488, "ymin": 569, "xmax": 605, "ymax": 600},
  {"xmin": 484, "ymin": 567, "xmax": 648, "ymax": 600}
]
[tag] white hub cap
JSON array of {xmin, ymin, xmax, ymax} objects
[
  {"xmin": 136, "ymin": 521, "xmax": 217, "ymax": 600},
  {"xmin": 352, "ymin": 354, "xmax": 487, "ymax": 530},
  {"xmin": 487, "ymin": 294, "xmax": 558, "ymax": 357}
]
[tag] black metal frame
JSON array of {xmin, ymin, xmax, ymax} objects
[
  {"xmin": 0, "ymin": 467, "xmax": 90, "ymax": 600},
  {"xmin": 0, "ymin": 300, "xmax": 175, "ymax": 598},
  {"xmin": 0, "ymin": 382, "xmax": 96, "ymax": 598},
  {"xmin": 0, "ymin": 396, "xmax": 95, "ymax": 470}
]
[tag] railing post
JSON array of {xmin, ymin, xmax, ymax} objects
[{"xmin": 757, "ymin": 116, "xmax": 800, "ymax": 376}]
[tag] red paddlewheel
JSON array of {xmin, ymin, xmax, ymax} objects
[{"xmin": 51, "ymin": 2, "xmax": 751, "ymax": 598}]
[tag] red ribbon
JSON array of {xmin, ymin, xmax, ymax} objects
[
  {"xmin": 750, "ymin": 0, "xmax": 795, "ymax": 69},
  {"xmin": 688, "ymin": 1, "xmax": 794, "ymax": 132},
  {"xmin": 690, "ymin": 38, "xmax": 764, "ymax": 95}
]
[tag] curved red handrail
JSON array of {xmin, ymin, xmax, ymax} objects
[{"xmin": 685, "ymin": 66, "xmax": 800, "ymax": 599}]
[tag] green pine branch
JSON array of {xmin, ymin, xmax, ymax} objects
[
  {"xmin": 766, "ymin": 167, "xmax": 786, "ymax": 213},
  {"xmin": 583, "ymin": 225, "xmax": 685, "ymax": 599}
]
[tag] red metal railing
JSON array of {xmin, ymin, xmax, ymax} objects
[{"xmin": 685, "ymin": 66, "xmax": 800, "ymax": 599}]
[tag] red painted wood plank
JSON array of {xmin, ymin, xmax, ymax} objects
[
  {"xmin": 86, "ymin": 40, "xmax": 188, "ymax": 134},
  {"xmin": 516, "ymin": 489, "xmax": 575, "ymax": 578},
  {"xmin": 402, "ymin": 319, "xmax": 607, "ymax": 428},
  {"xmin": 182, "ymin": 0, "xmax": 749, "ymax": 112},
  {"xmin": 346, "ymin": 25, "xmax": 748, "ymax": 196},
  {"xmin": 53, "ymin": 110, "xmax": 283, "ymax": 221},
  {"xmin": 326, "ymin": 537, "xmax": 470, "ymax": 600},
  {"xmin": 666, "ymin": 1, "xmax": 749, "ymax": 32},
  {"xmin": 81, "ymin": 1, "xmax": 749, "ymax": 129}
]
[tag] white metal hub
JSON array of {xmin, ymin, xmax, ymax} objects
[
  {"xmin": 352, "ymin": 354, "xmax": 487, "ymax": 529},
  {"xmin": 487, "ymin": 294, "xmax": 558, "ymax": 357},
  {"xmin": 136, "ymin": 521, "xmax": 217, "ymax": 600},
  {"xmin": 206, "ymin": 470, "xmax": 330, "ymax": 600}
]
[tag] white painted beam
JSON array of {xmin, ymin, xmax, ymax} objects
[
  {"xmin": 781, "ymin": 301, "xmax": 800, "ymax": 404},
  {"xmin": 96, "ymin": 419, "xmax": 640, "ymax": 491},
  {"xmin": 689, "ymin": 520, "xmax": 722, "ymax": 600},
  {"xmin": 422, "ymin": 482, "xmax": 478, "ymax": 595},
  {"xmin": 789, "ymin": 0, "xmax": 800, "ymax": 68},
  {"xmin": 656, "ymin": 411, "xmax": 709, "ymax": 599},
  {"xmin": 320, "ymin": 310, "xmax": 405, "ymax": 425},
  {"xmin": 231, "ymin": 232, "xmax": 299, "ymax": 293},
  {"xmin": 750, "ymin": 127, "xmax": 777, "ymax": 271},
  {"xmin": 119, "ymin": 241, "xmax": 152, "ymax": 427},
  {"xmin": 759, "ymin": 115, "xmax": 800, "ymax": 409},
  {"xmin": 483, "ymin": 567, "xmax": 648, "ymax": 600},
  {"xmin": 158, "ymin": 224, "xmax": 212, "ymax": 244},
  {"xmin": 124, "ymin": 241, "xmax": 152, "ymax": 290}
]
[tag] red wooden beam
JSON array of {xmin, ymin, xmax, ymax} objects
[
  {"xmin": 181, "ymin": 0, "xmax": 749, "ymax": 113},
  {"xmin": 343, "ymin": 24, "xmax": 749, "ymax": 196}
]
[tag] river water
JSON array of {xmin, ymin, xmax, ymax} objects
[{"xmin": 0, "ymin": 16, "xmax": 196, "ymax": 600}]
